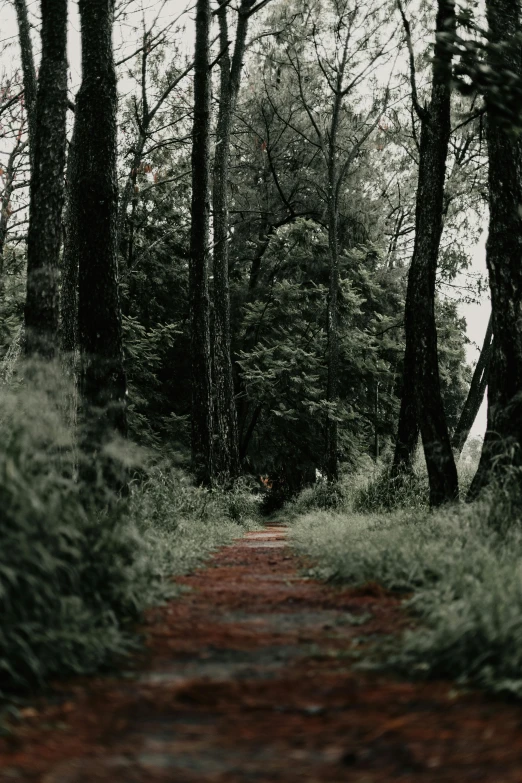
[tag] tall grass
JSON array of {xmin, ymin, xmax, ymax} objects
[
  {"xmin": 289, "ymin": 450, "xmax": 522, "ymax": 695},
  {"xmin": 0, "ymin": 363, "xmax": 256, "ymax": 695}
]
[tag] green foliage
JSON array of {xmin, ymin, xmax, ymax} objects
[
  {"xmin": 234, "ymin": 217, "xmax": 471, "ymax": 486},
  {"xmin": 237, "ymin": 220, "xmax": 408, "ymax": 480},
  {"xmin": 290, "ymin": 484, "xmax": 522, "ymax": 695},
  {"xmin": 219, "ymin": 477, "xmax": 262, "ymax": 524},
  {"xmin": 351, "ymin": 468, "xmax": 430, "ymax": 513},
  {"xmin": 0, "ymin": 248, "xmax": 26, "ymax": 370},
  {"xmin": 436, "ymin": 300, "xmax": 473, "ymax": 432},
  {"xmin": 0, "ymin": 368, "xmax": 134, "ymax": 690},
  {"xmin": 128, "ymin": 467, "xmax": 255, "ymax": 582},
  {"xmin": 289, "ymin": 480, "xmax": 346, "ymax": 514},
  {"xmin": 0, "ymin": 366, "xmax": 251, "ymax": 694},
  {"xmin": 122, "ymin": 315, "xmax": 184, "ymax": 448}
]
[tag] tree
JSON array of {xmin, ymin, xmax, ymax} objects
[
  {"xmin": 13, "ymin": 0, "xmax": 37, "ymax": 166},
  {"xmin": 452, "ymin": 314, "xmax": 492, "ymax": 457},
  {"xmin": 5, "ymin": 0, "xmax": 38, "ymax": 366},
  {"xmin": 212, "ymin": 0, "xmax": 273, "ymax": 482},
  {"xmin": 468, "ymin": 0, "xmax": 522, "ymax": 498},
  {"xmin": 392, "ymin": 0, "xmax": 459, "ymax": 506},
  {"xmin": 24, "ymin": 0, "xmax": 68, "ymax": 359},
  {"xmin": 258, "ymin": 0, "xmax": 393, "ymax": 480},
  {"xmin": 117, "ymin": 17, "xmax": 193, "ymax": 259},
  {"xmin": 190, "ymin": 0, "xmax": 214, "ymax": 485},
  {"xmin": 211, "ymin": 0, "xmax": 252, "ymax": 483},
  {"xmin": 73, "ymin": 0, "xmax": 127, "ymax": 477},
  {"xmin": 0, "ymin": 108, "xmax": 27, "ymax": 284}
]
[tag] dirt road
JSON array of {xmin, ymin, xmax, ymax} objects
[{"xmin": 2, "ymin": 523, "xmax": 522, "ymax": 782}]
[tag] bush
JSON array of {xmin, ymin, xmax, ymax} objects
[
  {"xmin": 289, "ymin": 480, "xmax": 346, "ymax": 515},
  {"xmin": 290, "ymin": 491, "xmax": 522, "ymax": 695},
  {"xmin": 351, "ymin": 469, "xmax": 429, "ymax": 512},
  {"xmin": 128, "ymin": 467, "xmax": 257, "ymax": 580},
  {"xmin": 0, "ymin": 370, "xmax": 142, "ymax": 691},
  {"xmin": 0, "ymin": 364, "xmax": 253, "ymax": 694},
  {"xmin": 221, "ymin": 477, "xmax": 261, "ymax": 524}
]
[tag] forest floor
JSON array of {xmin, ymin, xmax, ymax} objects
[{"xmin": 2, "ymin": 522, "xmax": 522, "ymax": 782}]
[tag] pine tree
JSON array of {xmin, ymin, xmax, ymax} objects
[
  {"xmin": 74, "ymin": 0, "xmax": 127, "ymax": 482},
  {"xmin": 468, "ymin": 0, "xmax": 522, "ymax": 498},
  {"xmin": 24, "ymin": 0, "xmax": 68, "ymax": 359},
  {"xmin": 392, "ymin": 0, "xmax": 459, "ymax": 506},
  {"xmin": 190, "ymin": 0, "xmax": 214, "ymax": 485}
]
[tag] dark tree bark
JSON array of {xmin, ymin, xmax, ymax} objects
[
  {"xmin": 59, "ymin": 122, "xmax": 81, "ymax": 432},
  {"xmin": 24, "ymin": 0, "xmax": 68, "ymax": 359},
  {"xmin": 325, "ymin": 160, "xmax": 341, "ymax": 481},
  {"xmin": 391, "ymin": 344, "xmax": 420, "ymax": 476},
  {"xmin": 392, "ymin": 0, "xmax": 459, "ymax": 506},
  {"xmin": 190, "ymin": 0, "xmax": 214, "ymax": 485},
  {"xmin": 452, "ymin": 314, "xmax": 493, "ymax": 457},
  {"xmin": 212, "ymin": 0, "xmax": 254, "ymax": 482},
  {"xmin": 74, "ymin": 0, "xmax": 127, "ymax": 471},
  {"xmin": 323, "ymin": 34, "xmax": 352, "ymax": 483},
  {"xmin": 468, "ymin": 0, "xmax": 522, "ymax": 500},
  {"xmin": 60, "ymin": 123, "xmax": 80, "ymax": 360},
  {"xmin": 13, "ymin": 0, "xmax": 37, "ymax": 166}
]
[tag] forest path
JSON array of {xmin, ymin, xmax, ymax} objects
[{"xmin": 2, "ymin": 522, "xmax": 522, "ymax": 781}]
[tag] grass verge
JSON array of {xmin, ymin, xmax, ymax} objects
[
  {"xmin": 0, "ymin": 364, "xmax": 257, "ymax": 698},
  {"xmin": 289, "ymin": 488, "xmax": 522, "ymax": 696}
]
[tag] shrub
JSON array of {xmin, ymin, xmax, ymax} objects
[
  {"xmin": 128, "ymin": 467, "xmax": 256, "ymax": 579},
  {"xmin": 0, "ymin": 364, "xmax": 252, "ymax": 694},
  {"xmin": 0, "ymin": 370, "xmax": 144, "ymax": 691},
  {"xmin": 290, "ymin": 492, "xmax": 522, "ymax": 695},
  {"xmin": 351, "ymin": 469, "xmax": 429, "ymax": 512},
  {"xmin": 221, "ymin": 477, "xmax": 261, "ymax": 524},
  {"xmin": 289, "ymin": 480, "xmax": 346, "ymax": 515}
]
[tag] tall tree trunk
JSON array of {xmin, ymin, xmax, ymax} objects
[
  {"xmin": 60, "ymin": 123, "xmax": 79, "ymax": 360},
  {"xmin": 452, "ymin": 314, "xmax": 493, "ymax": 457},
  {"xmin": 190, "ymin": 0, "xmax": 214, "ymax": 485},
  {"xmin": 9, "ymin": 0, "xmax": 38, "ymax": 366},
  {"xmin": 468, "ymin": 0, "xmax": 522, "ymax": 500},
  {"xmin": 24, "ymin": 0, "xmax": 68, "ymax": 359},
  {"xmin": 392, "ymin": 0, "xmax": 458, "ymax": 506},
  {"xmin": 74, "ymin": 0, "xmax": 127, "ymax": 479},
  {"xmin": 325, "ymin": 178, "xmax": 340, "ymax": 481},
  {"xmin": 59, "ymin": 122, "xmax": 80, "ymax": 429},
  {"xmin": 212, "ymin": 0, "xmax": 253, "ymax": 482},
  {"xmin": 391, "ymin": 341, "xmax": 420, "ymax": 476},
  {"xmin": 324, "ymin": 40, "xmax": 349, "ymax": 483},
  {"xmin": 13, "ymin": 0, "xmax": 37, "ymax": 167}
]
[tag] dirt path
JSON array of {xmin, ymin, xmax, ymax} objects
[{"xmin": 2, "ymin": 523, "xmax": 522, "ymax": 782}]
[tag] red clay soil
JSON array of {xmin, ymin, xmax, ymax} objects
[{"xmin": 2, "ymin": 523, "xmax": 522, "ymax": 782}]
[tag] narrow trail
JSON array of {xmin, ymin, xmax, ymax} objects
[{"xmin": 2, "ymin": 522, "xmax": 522, "ymax": 782}]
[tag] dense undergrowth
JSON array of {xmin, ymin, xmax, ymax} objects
[
  {"xmin": 0, "ymin": 366, "xmax": 258, "ymax": 697},
  {"xmin": 289, "ymin": 450, "xmax": 522, "ymax": 696}
]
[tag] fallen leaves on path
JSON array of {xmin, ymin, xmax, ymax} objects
[{"xmin": 1, "ymin": 523, "xmax": 522, "ymax": 782}]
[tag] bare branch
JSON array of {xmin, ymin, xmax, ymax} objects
[
  {"xmin": 0, "ymin": 90, "xmax": 24, "ymax": 120},
  {"xmin": 246, "ymin": 0, "xmax": 275, "ymax": 17},
  {"xmin": 396, "ymin": 0, "xmax": 428, "ymax": 121}
]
